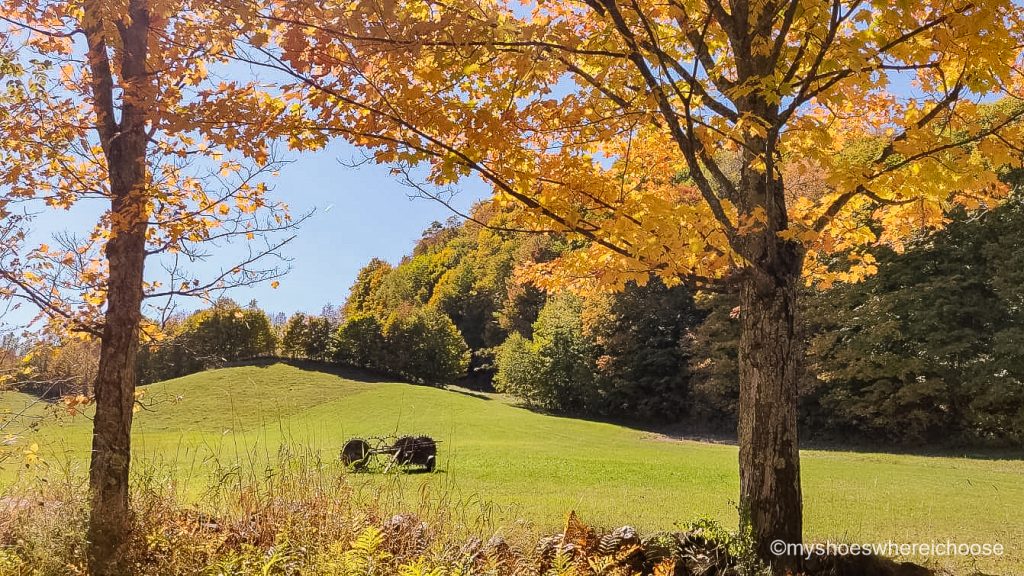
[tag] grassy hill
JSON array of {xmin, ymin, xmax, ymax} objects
[{"xmin": 2, "ymin": 363, "xmax": 1022, "ymax": 573}]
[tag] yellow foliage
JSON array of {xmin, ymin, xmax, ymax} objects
[
  {"xmin": 263, "ymin": 0, "xmax": 1024, "ymax": 291},
  {"xmin": 0, "ymin": 0, "xmax": 303, "ymax": 336}
]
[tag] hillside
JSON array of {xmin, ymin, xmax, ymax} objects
[{"xmin": 2, "ymin": 363, "xmax": 1023, "ymax": 573}]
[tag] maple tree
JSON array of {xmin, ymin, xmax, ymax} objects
[
  {"xmin": 250, "ymin": 0, "xmax": 1024, "ymax": 567},
  {"xmin": 0, "ymin": 2, "xmax": 306, "ymax": 572}
]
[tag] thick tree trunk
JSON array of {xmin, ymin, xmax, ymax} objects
[
  {"xmin": 86, "ymin": 216, "xmax": 147, "ymax": 574},
  {"xmin": 737, "ymin": 259, "xmax": 804, "ymax": 571}
]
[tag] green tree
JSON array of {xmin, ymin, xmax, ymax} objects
[
  {"xmin": 304, "ymin": 316, "xmax": 337, "ymax": 361},
  {"xmin": 686, "ymin": 191, "xmax": 1024, "ymax": 445},
  {"xmin": 495, "ymin": 294, "xmax": 595, "ymax": 414},
  {"xmin": 333, "ymin": 313, "xmax": 387, "ymax": 369},
  {"xmin": 688, "ymin": 294, "xmax": 742, "ymax": 429},
  {"xmin": 978, "ymin": 196, "xmax": 1024, "ymax": 442},
  {"xmin": 139, "ymin": 301, "xmax": 276, "ymax": 382},
  {"xmin": 281, "ymin": 313, "xmax": 310, "ymax": 359},
  {"xmin": 382, "ymin": 306, "xmax": 470, "ymax": 385},
  {"xmin": 341, "ymin": 206, "xmax": 558, "ymax": 386},
  {"xmin": 590, "ymin": 280, "xmax": 703, "ymax": 423},
  {"xmin": 805, "ymin": 197, "xmax": 1024, "ymax": 445},
  {"xmin": 281, "ymin": 313, "xmax": 339, "ymax": 361}
]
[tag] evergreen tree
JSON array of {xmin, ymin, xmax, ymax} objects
[{"xmin": 590, "ymin": 279, "xmax": 704, "ymax": 423}]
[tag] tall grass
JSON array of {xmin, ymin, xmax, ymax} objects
[
  {"xmin": 0, "ymin": 441, "xmax": 544, "ymax": 575},
  {"xmin": 0, "ymin": 437, "xmax": 774, "ymax": 576}
]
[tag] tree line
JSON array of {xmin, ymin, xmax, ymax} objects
[
  {"xmin": 16, "ymin": 194, "xmax": 1012, "ymax": 447},
  {"xmin": 337, "ymin": 197, "xmax": 1024, "ymax": 447}
]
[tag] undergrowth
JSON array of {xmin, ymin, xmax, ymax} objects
[{"xmin": 0, "ymin": 446, "xmax": 765, "ymax": 576}]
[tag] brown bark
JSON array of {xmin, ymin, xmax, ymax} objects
[
  {"xmin": 83, "ymin": 0, "xmax": 152, "ymax": 572},
  {"xmin": 738, "ymin": 265, "xmax": 804, "ymax": 571},
  {"xmin": 87, "ymin": 212, "xmax": 147, "ymax": 574},
  {"xmin": 734, "ymin": 166, "xmax": 806, "ymax": 570}
]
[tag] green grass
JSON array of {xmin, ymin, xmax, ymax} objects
[{"xmin": 2, "ymin": 362, "xmax": 1023, "ymax": 574}]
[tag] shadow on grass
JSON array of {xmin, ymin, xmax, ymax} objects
[
  {"xmin": 570, "ymin": 411, "xmax": 1024, "ymax": 462},
  {"xmin": 444, "ymin": 387, "xmax": 493, "ymax": 401},
  {"xmin": 224, "ymin": 356, "xmax": 395, "ymax": 384}
]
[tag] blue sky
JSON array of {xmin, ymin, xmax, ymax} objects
[
  {"xmin": 4, "ymin": 140, "xmax": 488, "ymax": 327},
  {"xmin": 239, "ymin": 142, "xmax": 487, "ymax": 318},
  {"xmin": 0, "ymin": 49, "xmax": 491, "ymax": 330}
]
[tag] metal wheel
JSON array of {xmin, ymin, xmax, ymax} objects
[
  {"xmin": 391, "ymin": 435, "xmax": 437, "ymax": 470},
  {"xmin": 340, "ymin": 438, "xmax": 371, "ymax": 470}
]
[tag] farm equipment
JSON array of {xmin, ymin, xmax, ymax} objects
[{"xmin": 340, "ymin": 435, "xmax": 438, "ymax": 472}]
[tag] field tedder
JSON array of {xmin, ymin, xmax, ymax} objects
[{"xmin": 340, "ymin": 435, "xmax": 438, "ymax": 472}]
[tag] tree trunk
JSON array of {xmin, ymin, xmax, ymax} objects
[
  {"xmin": 83, "ymin": 0, "xmax": 151, "ymax": 570},
  {"xmin": 86, "ymin": 215, "xmax": 147, "ymax": 574},
  {"xmin": 737, "ymin": 259, "xmax": 804, "ymax": 572}
]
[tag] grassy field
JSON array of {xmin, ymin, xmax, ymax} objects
[{"xmin": 2, "ymin": 362, "xmax": 1022, "ymax": 573}]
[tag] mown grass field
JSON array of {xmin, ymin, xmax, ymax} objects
[{"xmin": 2, "ymin": 362, "xmax": 1022, "ymax": 573}]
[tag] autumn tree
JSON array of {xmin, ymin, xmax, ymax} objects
[
  {"xmin": 138, "ymin": 299, "xmax": 277, "ymax": 382},
  {"xmin": 343, "ymin": 258, "xmax": 393, "ymax": 317},
  {"xmin": 252, "ymin": 0, "xmax": 1024, "ymax": 567},
  {"xmin": 0, "ymin": 2, "xmax": 306, "ymax": 572},
  {"xmin": 19, "ymin": 335, "xmax": 101, "ymax": 397}
]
